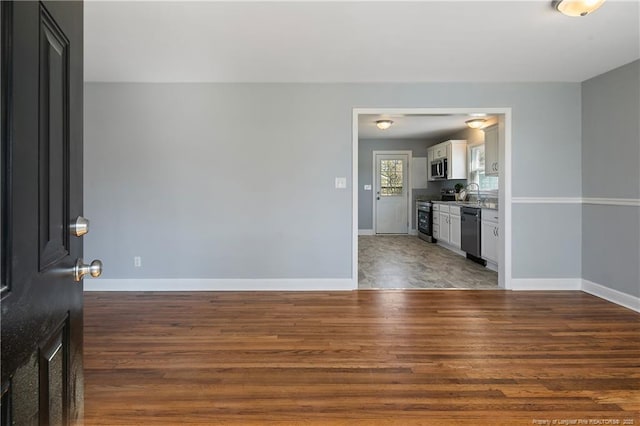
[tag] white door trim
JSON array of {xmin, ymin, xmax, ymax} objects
[
  {"xmin": 352, "ymin": 107, "xmax": 513, "ymax": 290},
  {"xmin": 372, "ymin": 150, "xmax": 412, "ymax": 234}
]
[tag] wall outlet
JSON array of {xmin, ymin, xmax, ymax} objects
[
  {"xmin": 364, "ymin": 184, "xmax": 372, "ymax": 191},
  {"xmin": 134, "ymin": 256, "xmax": 142, "ymax": 267}
]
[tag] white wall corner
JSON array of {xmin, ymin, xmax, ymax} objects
[
  {"xmin": 84, "ymin": 278, "xmax": 357, "ymax": 292},
  {"xmin": 510, "ymin": 278, "xmax": 582, "ymax": 290},
  {"xmin": 582, "ymin": 279, "xmax": 640, "ymax": 313},
  {"xmin": 409, "ymin": 229, "xmax": 418, "ymax": 236},
  {"xmin": 358, "ymin": 229, "xmax": 375, "ymax": 236}
]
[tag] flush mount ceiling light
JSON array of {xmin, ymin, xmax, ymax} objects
[
  {"xmin": 375, "ymin": 120, "xmax": 394, "ymax": 130},
  {"xmin": 465, "ymin": 118, "xmax": 487, "ymax": 129},
  {"xmin": 554, "ymin": 0, "xmax": 606, "ymax": 17}
]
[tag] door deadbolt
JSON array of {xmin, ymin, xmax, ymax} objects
[{"xmin": 70, "ymin": 216, "xmax": 90, "ymax": 237}]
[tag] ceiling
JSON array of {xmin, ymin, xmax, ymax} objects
[
  {"xmin": 358, "ymin": 114, "xmax": 491, "ymax": 140},
  {"xmin": 84, "ymin": 1, "xmax": 639, "ymax": 83}
]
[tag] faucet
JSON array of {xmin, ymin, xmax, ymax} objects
[{"xmin": 465, "ymin": 182, "xmax": 481, "ymax": 205}]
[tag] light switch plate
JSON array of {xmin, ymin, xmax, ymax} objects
[
  {"xmin": 335, "ymin": 177, "xmax": 347, "ymax": 189},
  {"xmin": 364, "ymin": 184, "xmax": 372, "ymax": 191}
]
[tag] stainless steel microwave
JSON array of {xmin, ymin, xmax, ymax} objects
[{"xmin": 430, "ymin": 158, "xmax": 447, "ymax": 179}]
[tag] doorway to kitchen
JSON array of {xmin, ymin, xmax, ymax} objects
[{"xmin": 352, "ymin": 108, "xmax": 512, "ymax": 290}]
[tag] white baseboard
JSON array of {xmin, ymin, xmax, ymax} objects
[
  {"xmin": 582, "ymin": 279, "xmax": 640, "ymax": 313},
  {"xmin": 484, "ymin": 261, "xmax": 498, "ymax": 272},
  {"xmin": 510, "ymin": 278, "xmax": 582, "ymax": 290},
  {"xmin": 84, "ymin": 278, "xmax": 356, "ymax": 292},
  {"xmin": 358, "ymin": 229, "xmax": 417, "ymax": 236}
]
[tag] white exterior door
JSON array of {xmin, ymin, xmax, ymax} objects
[{"xmin": 375, "ymin": 153, "xmax": 409, "ymax": 234}]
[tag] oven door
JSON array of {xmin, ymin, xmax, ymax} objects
[{"xmin": 417, "ymin": 209, "xmax": 431, "ymax": 235}]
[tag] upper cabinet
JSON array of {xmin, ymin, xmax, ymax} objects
[
  {"xmin": 427, "ymin": 140, "xmax": 467, "ymax": 181},
  {"xmin": 433, "ymin": 144, "xmax": 447, "ymax": 160},
  {"xmin": 483, "ymin": 124, "xmax": 499, "ymax": 176},
  {"xmin": 447, "ymin": 140, "xmax": 467, "ymax": 180}
]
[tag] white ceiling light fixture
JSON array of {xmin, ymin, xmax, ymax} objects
[
  {"xmin": 375, "ymin": 120, "xmax": 394, "ymax": 130},
  {"xmin": 465, "ymin": 118, "xmax": 487, "ymax": 129},
  {"xmin": 554, "ymin": 0, "xmax": 606, "ymax": 17}
]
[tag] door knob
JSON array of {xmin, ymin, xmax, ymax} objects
[
  {"xmin": 70, "ymin": 216, "xmax": 90, "ymax": 237},
  {"xmin": 73, "ymin": 259, "xmax": 102, "ymax": 282}
]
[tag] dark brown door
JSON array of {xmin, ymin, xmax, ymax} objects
[{"xmin": 1, "ymin": 1, "xmax": 91, "ymax": 424}]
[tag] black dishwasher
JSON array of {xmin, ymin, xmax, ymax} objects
[{"xmin": 460, "ymin": 207, "xmax": 484, "ymax": 264}]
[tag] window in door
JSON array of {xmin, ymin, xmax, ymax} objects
[
  {"xmin": 379, "ymin": 159, "xmax": 404, "ymax": 196},
  {"xmin": 469, "ymin": 144, "xmax": 498, "ymax": 191}
]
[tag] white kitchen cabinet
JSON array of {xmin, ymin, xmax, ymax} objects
[
  {"xmin": 432, "ymin": 203, "xmax": 439, "ymax": 238},
  {"xmin": 427, "ymin": 140, "xmax": 467, "ymax": 181},
  {"xmin": 483, "ymin": 124, "xmax": 499, "ymax": 176},
  {"xmin": 449, "ymin": 210, "xmax": 461, "ymax": 249},
  {"xmin": 433, "ymin": 144, "xmax": 447, "ymax": 159},
  {"xmin": 481, "ymin": 209, "xmax": 499, "ymax": 265},
  {"xmin": 439, "ymin": 212, "xmax": 450, "ymax": 243},
  {"xmin": 446, "ymin": 140, "xmax": 468, "ymax": 180}
]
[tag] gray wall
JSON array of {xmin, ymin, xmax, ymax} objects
[
  {"xmin": 581, "ymin": 60, "xmax": 640, "ymax": 296},
  {"xmin": 84, "ymin": 82, "xmax": 582, "ymax": 280}
]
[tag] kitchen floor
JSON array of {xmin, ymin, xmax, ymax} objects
[{"xmin": 358, "ymin": 235, "xmax": 499, "ymax": 289}]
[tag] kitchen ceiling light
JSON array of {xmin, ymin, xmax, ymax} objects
[
  {"xmin": 465, "ymin": 118, "xmax": 487, "ymax": 129},
  {"xmin": 375, "ymin": 120, "xmax": 394, "ymax": 130},
  {"xmin": 554, "ymin": 0, "xmax": 606, "ymax": 17}
]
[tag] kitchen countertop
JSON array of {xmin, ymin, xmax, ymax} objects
[{"xmin": 432, "ymin": 200, "xmax": 499, "ymax": 210}]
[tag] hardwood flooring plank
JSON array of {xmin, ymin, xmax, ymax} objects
[{"xmin": 84, "ymin": 291, "xmax": 640, "ymax": 425}]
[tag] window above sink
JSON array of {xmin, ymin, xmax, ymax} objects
[{"xmin": 468, "ymin": 143, "xmax": 498, "ymax": 192}]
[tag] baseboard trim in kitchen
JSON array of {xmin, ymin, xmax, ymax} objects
[
  {"xmin": 510, "ymin": 278, "xmax": 582, "ymax": 291},
  {"xmin": 582, "ymin": 279, "xmax": 640, "ymax": 313},
  {"xmin": 358, "ymin": 230, "xmax": 418, "ymax": 236},
  {"xmin": 84, "ymin": 278, "xmax": 356, "ymax": 292}
]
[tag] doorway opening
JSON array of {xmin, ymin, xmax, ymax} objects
[{"xmin": 352, "ymin": 108, "xmax": 512, "ymax": 290}]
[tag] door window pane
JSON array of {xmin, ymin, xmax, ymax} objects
[{"xmin": 380, "ymin": 159, "xmax": 403, "ymax": 196}]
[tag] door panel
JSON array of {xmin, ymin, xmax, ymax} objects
[
  {"xmin": 39, "ymin": 317, "xmax": 69, "ymax": 426},
  {"xmin": 1, "ymin": 2, "xmax": 86, "ymax": 424},
  {"xmin": 375, "ymin": 154, "xmax": 409, "ymax": 234},
  {"xmin": 39, "ymin": 6, "xmax": 71, "ymax": 271}
]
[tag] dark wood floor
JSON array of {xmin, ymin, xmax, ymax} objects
[{"xmin": 84, "ymin": 291, "xmax": 640, "ymax": 425}]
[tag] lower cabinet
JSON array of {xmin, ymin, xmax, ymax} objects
[
  {"xmin": 431, "ymin": 203, "xmax": 497, "ymax": 269},
  {"xmin": 449, "ymin": 213, "xmax": 461, "ymax": 249},
  {"xmin": 480, "ymin": 209, "xmax": 500, "ymax": 264},
  {"xmin": 439, "ymin": 212, "xmax": 450, "ymax": 243},
  {"xmin": 435, "ymin": 204, "xmax": 461, "ymax": 249},
  {"xmin": 448, "ymin": 205, "xmax": 461, "ymax": 249},
  {"xmin": 432, "ymin": 205, "xmax": 440, "ymax": 239}
]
